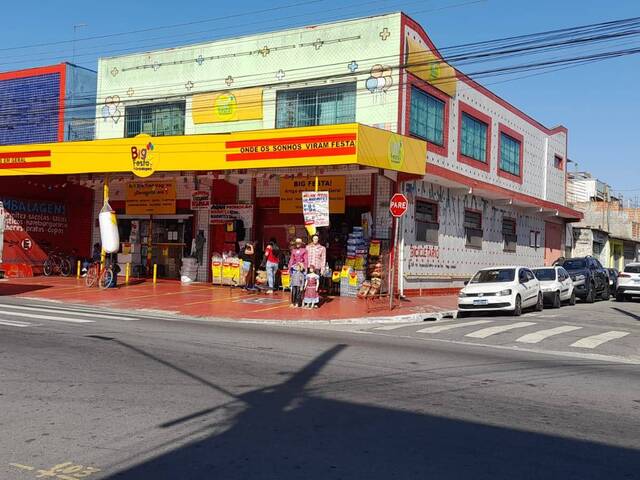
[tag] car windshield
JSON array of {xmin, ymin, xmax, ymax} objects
[
  {"xmin": 562, "ymin": 259, "xmax": 587, "ymax": 270},
  {"xmin": 470, "ymin": 268, "xmax": 515, "ymax": 283},
  {"xmin": 624, "ymin": 265, "xmax": 640, "ymax": 274},
  {"xmin": 533, "ymin": 268, "xmax": 556, "ymax": 281}
]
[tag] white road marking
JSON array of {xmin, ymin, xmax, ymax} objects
[
  {"xmin": 0, "ymin": 319, "xmax": 32, "ymax": 328},
  {"xmin": 0, "ymin": 303, "xmax": 138, "ymax": 321},
  {"xmin": 465, "ymin": 322, "xmax": 536, "ymax": 339},
  {"xmin": 416, "ymin": 320, "xmax": 494, "ymax": 334},
  {"xmin": 373, "ymin": 322, "xmax": 426, "ymax": 331},
  {"xmin": 516, "ymin": 325, "xmax": 583, "ymax": 344},
  {"xmin": 570, "ymin": 331, "xmax": 630, "ymax": 349},
  {"xmin": 0, "ymin": 311, "xmax": 94, "ymax": 324}
]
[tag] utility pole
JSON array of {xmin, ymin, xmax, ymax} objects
[{"xmin": 72, "ymin": 23, "xmax": 87, "ymax": 65}]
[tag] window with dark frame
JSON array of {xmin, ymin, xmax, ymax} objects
[
  {"xmin": 460, "ymin": 113, "xmax": 488, "ymax": 163},
  {"xmin": 464, "ymin": 209, "xmax": 483, "ymax": 249},
  {"xmin": 410, "ymin": 87, "xmax": 445, "ymax": 146},
  {"xmin": 499, "ymin": 132, "xmax": 521, "ymax": 176},
  {"xmin": 502, "ymin": 217, "xmax": 517, "ymax": 252},
  {"xmin": 125, "ymin": 101, "xmax": 186, "ymax": 138},
  {"xmin": 554, "ymin": 155, "xmax": 564, "ymax": 170},
  {"xmin": 415, "ymin": 199, "xmax": 439, "ymax": 244},
  {"xmin": 275, "ymin": 82, "xmax": 356, "ymax": 128}
]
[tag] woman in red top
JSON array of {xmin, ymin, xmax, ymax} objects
[{"xmin": 263, "ymin": 238, "xmax": 280, "ymax": 293}]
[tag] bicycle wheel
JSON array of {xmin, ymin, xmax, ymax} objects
[
  {"xmin": 60, "ymin": 258, "xmax": 72, "ymax": 277},
  {"xmin": 43, "ymin": 258, "xmax": 54, "ymax": 276},
  {"xmin": 99, "ymin": 268, "xmax": 114, "ymax": 290},
  {"xmin": 85, "ymin": 264, "xmax": 99, "ymax": 287}
]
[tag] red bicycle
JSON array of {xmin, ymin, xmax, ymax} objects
[{"xmin": 85, "ymin": 261, "xmax": 114, "ymax": 289}]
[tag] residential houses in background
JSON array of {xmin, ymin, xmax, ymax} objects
[{"xmin": 567, "ymin": 171, "xmax": 640, "ymax": 270}]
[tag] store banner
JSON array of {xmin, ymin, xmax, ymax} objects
[
  {"xmin": 192, "ymin": 87, "xmax": 263, "ymax": 124},
  {"xmin": 210, "ymin": 204, "xmax": 253, "ymax": 228},
  {"xmin": 280, "ymin": 176, "xmax": 345, "ymax": 214},
  {"xmin": 125, "ymin": 180, "xmax": 176, "ymax": 215},
  {"xmin": 302, "ymin": 191, "xmax": 330, "ymax": 227},
  {"xmin": 190, "ymin": 190, "xmax": 211, "ymax": 210}
]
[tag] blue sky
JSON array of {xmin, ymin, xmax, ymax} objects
[{"xmin": 1, "ymin": 0, "xmax": 638, "ymax": 195}]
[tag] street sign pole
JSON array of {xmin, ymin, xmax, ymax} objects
[
  {"xmin": 389, "ymin": 216, "xmax": 399, "ymax": 310},
  {"xmin": 388, "ymin": 193, "xmax": 408, "ymax": 311}
]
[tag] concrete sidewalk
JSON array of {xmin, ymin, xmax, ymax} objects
[{"xmin": 0, "ymin": 276, "xmax": 458, "ymax": 323}]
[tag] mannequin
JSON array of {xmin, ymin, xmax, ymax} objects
[{"xmin": 306, "ymin": 234, "xmax": 326, "ymax": 274}]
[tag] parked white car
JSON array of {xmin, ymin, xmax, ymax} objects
[
  {"xmin": 458, "ymin": 266, "xmax": 543, "ymax": 317},
  {"xmin": 615, "ymin": 263, "xmax": 640, "ymax": 301},
  {"xmin": 532, "ymin": 266, "xmax": 575, "ymax": 308}
]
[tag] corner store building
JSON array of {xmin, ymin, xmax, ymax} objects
[{"xmin": 1, "ymin": 12, "xmax": 581, "ymax": 291}]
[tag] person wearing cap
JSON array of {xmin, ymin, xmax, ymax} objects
[{"xmin": 288, "ymin": 238, "xmax": 308, "ymax": 272}]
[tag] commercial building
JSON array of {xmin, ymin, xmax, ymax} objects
[
  {"xmin": 0, "ymin": 63, "xmax": 96, "ymax": 276},
  {"xmin": 0, "ymin": 13, "xmax": 581, "ymax": 292}
]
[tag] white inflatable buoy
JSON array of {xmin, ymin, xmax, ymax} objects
[{"xmin": 99, "ymin": 202, "xmax": 120, "ymax": 253}]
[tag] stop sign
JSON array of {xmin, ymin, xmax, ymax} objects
[{"xmin": 389, "ymin": 193, "xmax": 408, "ymax": 217}]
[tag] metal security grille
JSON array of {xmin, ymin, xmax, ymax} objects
[
  {"xmin": 502, "ymin": 218, "xmax": 517, "ymax": 252},
  {"xmin": 415, "ymin": 199, "xmax": 439, "ymax": 244},
  {"xmin": 275, "ymin": 83, "xmax": 356, "ymax": 128},
  {"xmin": 125, "ymin": 102, "xmax": 186, "ymax": 137},
  {"xmin": 464, "ymin": 210, "xmax": 483, "ymax": 249}
]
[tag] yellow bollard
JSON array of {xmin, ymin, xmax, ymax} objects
[
  {"xmin": 153, "ymin": 264, "xmax": 158, "ymax": 284},
  {"xmin": 76, "ymin": 260, "xmax": 81, "ymax": 279},
  {"xmin": 125, "ymin": 263, "xmax": 130, "ymax": 285},
  {"xmin": 211, "ymin": 262, "xmax": 214, "ymax": 284}
]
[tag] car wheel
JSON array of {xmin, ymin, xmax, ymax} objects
[
  {"xmin": 569, "ymin": 291, "xmax": 576, "ymax": 306},
  {"xmin": 552, "ymin": 291, "xmax": 561, "ymax": 309},
  {"xmin": 513, "ymin": 295, "xmax": 522, "ymax": 317},
  {"xmin": 457, "ymin": 310, "xmax": 468, "ymax": 319},
  {"xmin": 585, "ymin": 283, "xmax": 595, "ymax": 303},
  {"xmin": 616, "ymin": 291, "xmax": 625, "ymax": 302},
  {"xmin": 600, "ymin": 284, "xmax": 610, "ymax": 301},
  {"xmin": 535, "ymin": 292, "xmax": 544, "ymax": 311}
]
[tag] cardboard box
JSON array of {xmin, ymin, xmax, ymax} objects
[{"xmin": 118, "ymin": 253, "xmax": 142, "ymax": 264}]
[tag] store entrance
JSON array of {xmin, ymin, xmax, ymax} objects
[{"xmin": 118, "ymin": 215, "xmax": 193, "ymax": 279}]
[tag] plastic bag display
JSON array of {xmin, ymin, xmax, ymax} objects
[{"xmin": 99, "ymin": 202, "xmax": 120, "ymax": 253}]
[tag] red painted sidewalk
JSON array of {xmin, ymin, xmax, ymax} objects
[{"xmin": 0, "ymin": 277, "xmax": 458, "ymax": 322}]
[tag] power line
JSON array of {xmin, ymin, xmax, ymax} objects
[{"xmin": 2, "ymin": 12, "xmax": 639, "ymax": 118}]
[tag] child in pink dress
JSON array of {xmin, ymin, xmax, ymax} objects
[{"xmin": 303, "ymin": 266, "xmax": 320, "ymax": 308}]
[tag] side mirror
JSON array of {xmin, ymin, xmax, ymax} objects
[{"xmin": 463, "ymin": 280, "xmax": 469, "ymax": 286}]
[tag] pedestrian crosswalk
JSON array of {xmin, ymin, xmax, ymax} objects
[
  {"xmin": 0, "ymin": 302, "xmax": 140, "ymax": 327},
  {"xmin": 370, "ymin": 319, "xmax": 634, "ymax": 353}
]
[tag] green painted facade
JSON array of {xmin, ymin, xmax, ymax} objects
[{"xmin": 96, "ymin": 13, "xmax": 403, "ymax": 140}]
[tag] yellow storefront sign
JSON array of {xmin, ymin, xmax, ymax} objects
[
  {"xmin": 0, "ymin": 124, "xmax": 426, "ymax": 177},
  {"xmin": 279, "ymin": 176, "xmax": 345, "ymax": 214},
  {"xmin": 405, "ymin": 37, "xmax": 457, "ymax": 97},
  {"xmin": 192, "ymin": 87, "xmax": 263, "ymax": 124},
  {"xmin": 125, "ymin": 180, "xmax": 176, "ymax": 215}
]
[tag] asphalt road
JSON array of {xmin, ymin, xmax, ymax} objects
[{"xmin": 0, "ymin": 298, "xmax": 639, "ymax": 479}]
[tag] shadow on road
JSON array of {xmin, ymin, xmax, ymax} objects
[
  {"xmin": 0, "ymin": 283, "xmax": 50, "ymax": 296},
  {"xmin": 101, "ymin": 341, "xmax": 639, "ymax": 479},
  {"xmin": 612, "ymin": 306, "xmax": 640, "ymax": 322}
]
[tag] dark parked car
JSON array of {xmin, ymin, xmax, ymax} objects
[
  {"xmin": 555, "ymin": 256, "xmax": 610, "ymax": 303},
  {"xmin": 606, "ymin": 268, "xmax": 618, "ymax": 294}
]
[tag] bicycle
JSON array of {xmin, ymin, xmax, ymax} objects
[
  {"xmin": 43, "ymin": 249, "xmax": 72, "ymax": 277},
  {"xmin": 85, "ymin": 261, "xmax": 114, "ymax": 289}
]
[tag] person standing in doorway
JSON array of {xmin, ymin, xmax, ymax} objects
[
  {"xmin": 240, "ymin": 242, "xmax": 255, "ymax": 290},
  {"xmin": 263, "ymin": 238, "xmax": 280, "ymax": 294}
]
